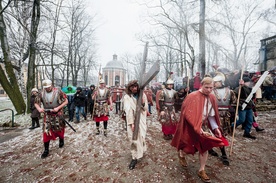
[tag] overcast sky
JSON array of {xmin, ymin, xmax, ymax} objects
[
  {"xmin": 88, "ymin": 0, "xmax": 146, "ymax": 68},
  {"xmin": 87, "ymin": 0, "xmax": 275, "ymax": 70}
]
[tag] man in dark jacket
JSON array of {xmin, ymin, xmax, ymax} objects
[
  {"xmin": 87, "ymin": 84, "xmax": 95, "ymax": 118},
  {"xmin": 233, "ymin": 77, "xmax": 256, "ymax": 139},
  {"xmin": 73, "ymin": 87, "xmax": 87, "ymax": 123}
]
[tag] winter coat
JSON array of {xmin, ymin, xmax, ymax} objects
[
  {"xmin": 73, "ymin": 91, "xmax": 86, "ymax": 107},
  {"xmin": 30, "ymin": 95, "xmax": 40, "ymax": 118}
]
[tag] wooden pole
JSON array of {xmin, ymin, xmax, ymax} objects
[{"xmin": 229, "ymin": 68, "xmax": 244, "ymax": 156}]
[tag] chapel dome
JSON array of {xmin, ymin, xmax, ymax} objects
[{"xmin": 104, "ymin": 54, "xmax": 125, "ymax": 70}]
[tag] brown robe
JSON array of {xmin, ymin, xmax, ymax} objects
[{"xmin": 171, "ymin": 91, "xmax": 227, "ymax": 155}]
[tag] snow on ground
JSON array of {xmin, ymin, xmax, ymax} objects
[{"xmin": 0, "ymin": 98, "xmax": 276, "ymax": 182}]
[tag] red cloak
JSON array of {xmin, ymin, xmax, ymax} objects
[{"xmin": 171, "ymin": 91, "xmax": 228, "ymax": 155}]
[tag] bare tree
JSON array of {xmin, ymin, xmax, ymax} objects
[
  {"xmin": 62, "ymin": 0, "xmax": 97, "ymax": 86},
  {"xmin": 0, "ymin": 0, "xmax": 27, "ymax": 114}
]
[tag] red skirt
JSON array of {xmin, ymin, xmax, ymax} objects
[
  {"xmin": 162, "ymin": 123, "xmax": 176, "ymax": 135},
  {"xmin": 43, "ymin": 128, "xmax": 65, "ymax": 142},
  {"xmin": 93, "ymin": 115, "xmax": 109, "ymax": 122}
]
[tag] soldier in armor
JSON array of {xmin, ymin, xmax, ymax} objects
[
  {"xmin": 209, "ymin": 74, "xmax": 236, "ymax": 165},
  {"xmin": 112, "ymin": 82, "xmax": 124, "ymax": 114},
  {"xmin": 92, "ymin": 79, "xmax": 113, "ymax": 136},
  {"xmin": 34, "ymin": 79, "xmax": 68, "ymax": 158},
  {"xmin": 156, "ymin": 78, "xmax": 178, "ymax": 140}
]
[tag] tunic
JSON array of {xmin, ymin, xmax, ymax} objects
[{"xmin": 123, "ymin": 93, "xmax": 148, "ymax": 159}]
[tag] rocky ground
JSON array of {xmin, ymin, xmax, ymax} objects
[{"xmin": 0, "ymin": 99, "xmax": 275, "ymax": 183}]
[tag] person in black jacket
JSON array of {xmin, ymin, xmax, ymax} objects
[
  {"xmin": 73, "ymin": 87, "xmax": 87, "ymax": 123},
  {"xmin": 233, "ymin": 77, "xmax": 256, "ymax": 139},
  {"xmin": 29, "ymin": 88, "xmax": 40, "ymax": 129},
  {"xmin": 87, "ymin": 84, "xmax": 95, "ymax": 118}
]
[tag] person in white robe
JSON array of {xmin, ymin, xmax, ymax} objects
[{"xmin": 123, "ymin": 80, "xmax": 148, "ymax": 170}]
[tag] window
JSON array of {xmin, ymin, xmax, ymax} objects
[{"xmin": 115, "ymin": 75, "xmax": 120, "ymax": 85}]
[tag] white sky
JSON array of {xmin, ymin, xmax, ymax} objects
[
  {"xmin": 87, "ymin": 0, "xmax": 146, "ymax": 68},
  {"xmin": 87, "ymin": 0, "xmax": 275, "ymax": 70}
]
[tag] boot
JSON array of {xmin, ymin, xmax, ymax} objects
[
  {"xmin": 29, "ymin": 120, "xmax": 35, "ymax": 130},
  {"xmin": 243, "ymin": 133, "xmax": 256, "ymax": 140},
  {"xmin": 96, "ymin": 127, "xmax": 100, "ymax": 135},
  {"xmin": 35, "ymin": 119, "xmax": 40, "ymax": 128},
  {"xmin": 255, "ymin": 126, "xmax": 264, "ymax": 132},
  {"xmin": 59, "ymin": 138, "xmax": 64, "ymax": 148},
  {"xmin": 41, "ymin": 141, "xmax": 50, "ymax": 159},
  {"xmin": 129, "ymin": 159, "xmax": 137, "ymax": 170},
  {"xmin": 208, "ymin": 149, "xmax": 218, "ymax": 157},
  {"xmin": 103, "ymin": 129, "xmax": 107, "ymax": 137}
]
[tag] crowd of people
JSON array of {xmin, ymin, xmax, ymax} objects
[{"xmin": 28, "ymin": 68, "xmax": 275, "ymax": 182}]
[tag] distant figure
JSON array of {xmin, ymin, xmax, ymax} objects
[
  {"xmin": 193, "ymin": 72, "xmax": 201, "ymax": 91},
  {"xmin": 66, "ymin": 85, "xmax": 75, "ymax": 122},
  {"xmin": 29, "ymin": 88, "xmax": 40, "ymax": 129},
  {"xmin": 87, "ymin": 84, "xmax": 95, "ymax": 118},
  {"xmin": 112, "ymin": 82, "xmax": 124, "ymax": 114},
  {"xmin": 73, "ymin": 87, "xmax": 87, "ymax": 123},
  {"xmin": 144, "ymin": 85, "xmax": 153, "ymax": 114}
]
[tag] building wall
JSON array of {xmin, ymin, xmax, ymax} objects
[{"xmin": 102, "ymin": 68, "xmax": 126, "ymax": 87}]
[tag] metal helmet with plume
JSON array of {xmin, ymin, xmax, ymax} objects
[{"xmin": 166, "ymin": 72, "xmax": 174, "ymax": 85}]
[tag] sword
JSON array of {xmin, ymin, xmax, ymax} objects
[
  {"xmin": 44, "ymin": 109, "xmax": 76, "ymax": 132},
  {"xmin": 241, "ymin": 71, "xmax": 269, "ymax": 110}
]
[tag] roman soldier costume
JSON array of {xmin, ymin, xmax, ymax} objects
[
  {"xmin": 212, "ymin": 75, "xmax": 236, "ymax": 136},
  {"xmin": 35, "ymin": 79, "xmax": 68, "ymax": 159},
  {"xmin": 112, "ymin": 85, "xmax": 124, "ymax": 114},
  {"xmin": 92, "ymin": 79, "xmax": 113, "ymax": 136},
  {"xmin": 157, "ymin": 78, "xmax": 178, "ymax": 140}
]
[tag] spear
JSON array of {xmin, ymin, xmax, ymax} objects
[
  {"xmin": 186, "ymin": 68, "xmax": 190, "ymax": 97},
  {"xmin": 229, "ymin": 67, "xmax": 244, "ymax": 156}
]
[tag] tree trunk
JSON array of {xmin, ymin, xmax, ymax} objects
[
  {"xmin": 0, "ymin": 0, "xmax": 26, "ymax": 114},
  {"xmin": 199, "ymin": 0, "xmax": 206, "ymax": 76},
  {"xmin": 26, "ymin": 0, "xmax": 40, "ymax": 113}
]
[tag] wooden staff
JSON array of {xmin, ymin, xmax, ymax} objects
[
  {"xmin": 186, "ymin": 68, "xmax": 190, "ymax": 97},
  {"xmin": 229, "ymin": 68, "xmax": 244, "ymax": 156}
]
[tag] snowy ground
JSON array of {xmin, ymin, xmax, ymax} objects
[{"xmin": 0, "ymin": 98, "xmax": 275, "ymax": 182}]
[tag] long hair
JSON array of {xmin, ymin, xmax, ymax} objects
[{"xmin": 125, "ymin": 80, "xmax": 140, "ymax": 96}]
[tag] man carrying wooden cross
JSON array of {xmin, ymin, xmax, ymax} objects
[
  {"xmin": 123, "ymin": 80, "xmax": 148, "ymax": 170},
  {"xmin": 123, "ymin": 42, "xmax": 160, "ymax": 170}
]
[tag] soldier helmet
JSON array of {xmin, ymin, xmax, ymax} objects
[
  {"xmin": 31, "ymin": 88, "xmax": 38, "ymax": 92},
  {"xmin": 42, "ymin": 79, "xmax": 52, "ymax": 88},
  {"xmin": 99, "ymin": 79, "xmax": 105, "ymax": 84},
  {"xmin": 213, "ymin": 75, "xmax": 224, "ymax": 82},
  {"xmin": 166, "ymin": 78, "xmax": 174, "ymax": 85}
]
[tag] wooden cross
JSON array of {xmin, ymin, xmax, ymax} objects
[{"xmin": 133, "ymin": 42, "xmax": 160, "ymax": 140}]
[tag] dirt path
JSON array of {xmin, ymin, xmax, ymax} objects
[{"xmin": 0, "ymin": 109, "xmax": 275, "ymax": 183}]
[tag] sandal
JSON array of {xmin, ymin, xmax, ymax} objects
[
  {"xmin": 197, "ymin": 170, "xmax": 211, "ymax": 183},
  {"xmin": 178, "ymin": 153, "xmax": 188, "ymax": 167}
]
